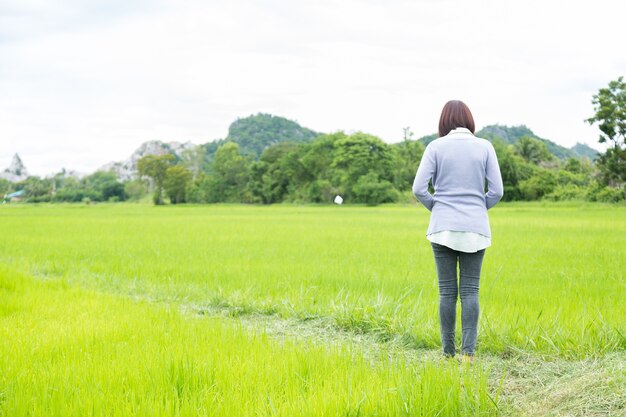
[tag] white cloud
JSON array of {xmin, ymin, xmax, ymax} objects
[{"xmin": 1, "ymin": 0, "xmax": 624, "ymax": 175}]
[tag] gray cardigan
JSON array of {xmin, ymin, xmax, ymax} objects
[{"xmin": 412, "ymin": 128, "xmax": 504, "ymax": 238}]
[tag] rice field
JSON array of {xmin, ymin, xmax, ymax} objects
[{"xmin": 0, "ymin": 202, "xmax": 625, "ymax": 416}]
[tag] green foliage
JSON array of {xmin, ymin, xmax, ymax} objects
[
  {"xmin": 123, "ymin": 179, "xmax": 148, "ymax": 201},
  {"xmin": 163, "ymin": 165, "xmax": 193, "ymax": 204},
  {"xmin": 305, "ymin": 179, "xmax": 337, "ymax": 203},
  {"xmin": 351, "ymin": 172, "xmax": 398, "ymax": 205},
  {"xmin": 491, "ymin": 140, "xmax": 533, "ymax": 200},
  {"xmin": 514, "ymin": 136, "xmax": 554, "ymax": 164},
  {"xmin": 17, "ymin": 177, "xmax": 53, "ymax": 202},
  {"xmin": 201, "ymin": 128, "xmax": 622, "ymax": 204},
  {"xmin": 50, "ymin": 176, "xmax": 81, "ymax": 202},
  {"xmin": 331, "ymin": 132, "xmax": 395, "ymax": 201},
  {"xmin": 42, "ymin": 171, "xmax": 126, "ymax": 203},
  {"xmin": 82, "ymin": 171, "xmax": 126, "ymax": 202},
  {"xmin": 587, "ymin": 76, "xmax": 626, "ymax": 147},
  {"xmin": 203, "ymin": 143, "xmax": 253, "ymax": 203},
  {"xmin": 0, "ymin": 178, "xmax": 11, "ymax": 195},
  {"xmin": 543, "ymin": 184, "xmax": 588, "ymax": 201},
  {"xmin": 249, "ymin": 142, "xmax": 301, "ymax": 204},
  {"xmin": 185, "ymin": 115, "xmax": 621, "ymax": 204},
  {"xmin": 391, "ymin": 139, "xmax": 424, "ymax": 190},
  {"xmin": 299, "ymin": 132, "xmax": 344, "ymax": 182},
  {"xmin": 563, "ymin": 157, "xmax": 593, "ymax": 175},
  {"xmin": 595, "ymin": 147, "xmax": 626, "ymax": 187},
  {"xmin": 586, "ymin": 181, "xmax": 626, "ymax": 203},
  {"xmin": 518, "ymin": 169, "xmax": 557, "ymax": 200},
  {"xmin": 587, "ymin": 76, "xmax": 626, "ymax": 186},
  {"xmin": 137, "ymin": 154, "xmax": 176, "ymax": 205}
]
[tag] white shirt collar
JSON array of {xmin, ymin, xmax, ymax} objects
[{"xmin": 448, "ymin": 127, "xmax": 472, "ymax": 135}]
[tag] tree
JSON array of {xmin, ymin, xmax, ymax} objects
[
  {"xmin": 351, "ymin": 172, "xmax": 398, "ymax": 205},
  {"xmin": 331, "ymin": 132, "xmax": 395, "ymax": 199},
  {"xmin": 205, "ymin": 142, "xmax": 252, "ymax": 202},
  {"xmin": 164, "ymin": 166, "xmax": 192, "ymax": 204},
  {"xmin": 18, "ymin": 177, "xmax": 52, "ymax": 202},
  {"xmin": 586, "ymin": 76, "xmax": 626, "ymax": 186},
  {"xmin": 0, "ymin": 179, "xmax": 12, "ymax": 196},
  {"xmin": 250, "ymin": 142, "xmax": 300, "ymax": 204},
  {"xmin": 518, "ymin": 169, "xmax": 557, "ymax": 200},
  {"xmin": 137, "ymin": 154, "xmax": 175, "ymax": 205},
  {"xmin": 391, "ymin": 136, "xmax": 424, "ymax": 191},
  {"xmin": 299, "ymin": 133, "xmax": 345, "ymax": 184},
  {"xmin": 124, "ymin": 179, "xmax": 148, "ymax": 202},
  {"xmin": 514, "ymin": 137, "xmax": 554, "ymax": 165},
  {"xmin": 492, "ymin": 139, "xmax": 533, "ymax": 201},
  {"xmin": 81, "ymin": 171, "xmax": 126, "ymax": 202}
]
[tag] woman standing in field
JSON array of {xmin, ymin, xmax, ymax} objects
[{"xmin": 412, "ymin": 100, "xmax": 504, "ymax": 360}]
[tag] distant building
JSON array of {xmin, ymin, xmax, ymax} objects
[{"xmin": 3, "ymin": 189, "xmax": 25, "ymax": 203}]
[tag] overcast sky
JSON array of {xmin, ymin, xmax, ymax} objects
[{"xmin": 1, "ymin": 0, "xmax": 625, "ymax": 176}]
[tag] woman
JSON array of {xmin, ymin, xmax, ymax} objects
[{"xmin": 412, "ymin": 100, "xmax": 503, "ymax": 360}]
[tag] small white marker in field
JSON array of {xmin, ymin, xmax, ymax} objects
[{"xmin": 334, "ymin": 195, "xmax": 343, "ymax": 205}]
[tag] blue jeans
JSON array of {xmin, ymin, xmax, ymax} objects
[{"xmin": 431, "ymin": 242, "xmax": 485, "ymax": 356}]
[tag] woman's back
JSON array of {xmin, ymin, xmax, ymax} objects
[
  {"xmin": 412, "ymin": 99, "xmax": 504, "ymax": 359},
  {"xmin": 412, "ymin": 127, "xmax": 503, "ymax": 237}
]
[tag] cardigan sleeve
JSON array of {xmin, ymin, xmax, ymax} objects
[
  {"xmin": 412, "ymin": 145, "xmax": 436, "ymax": 211},
  {"xmin": 485, "ymin": 143, "xmax": 504, "ymax": 209}
]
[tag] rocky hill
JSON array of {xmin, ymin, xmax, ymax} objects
[
  {"xmin": 100, "ymin": 114, "xmax": 320, "ymax": 180},
  {"xmin": 226, "ymin": 113, "xmax": 319, "ymax": 157},
  {"xmin": 0, "ymin": 154, "xmax": 29, "ymax": 182},
  {"xmin": 200, "ymin": 113, "xmax": 320, "ymax": 162},
  {"xmin": 100, "ymin": 140, "xmax": 196, "ymax": 181}
]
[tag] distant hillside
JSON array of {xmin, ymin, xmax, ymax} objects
[
  {"xmin": 569, "ymin": 142, "xmax": 599, "ymax": 160},
  {"xmin": 199, "ymin": 113, "xmax": 320, "ymax": 168},
  {"xmin": 224, "ymin": 113, "xmax": 319, "ymax": 157},
  {"xmin": 477, "ymin": 125, "xmax": 598, "ymax": 160},
  {"xmin": 101, "ymin": 140, "xmax": 196, "ymax": 181},
  {"xmin": 417, "ymin": 125, "xmax": 598, "ymax": 160},
  {"xmin": 415, "ymin": 133, "xmax": 437, "ymax": 146}
]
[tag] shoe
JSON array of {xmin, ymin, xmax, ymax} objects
[{"xmin": 460, "ymin": 354, "xmax": 475, "ymax": 365}]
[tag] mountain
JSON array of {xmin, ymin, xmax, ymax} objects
[
  {"xmin": 101, "ymin": 114, "xmax": 320, "ymax": 180},
  {"xmin": 100, "ymin": 140, "xmax": 196, "ymax": 181},
  {"xmin": 476, "ymin": 125, "xmax": 598, "ymax": 160},
  {"xmin": 417, "ymin": 125, "xmax": 598, "ymax": 160},
  {"xmin": 0, "ymin": 154, "xmax": 29, "ymax": 182},
  {"xmin": 569, "ymin": 142, "xmax": 599, "ymax": 160},
  {"xmin": 224, "ymin": 113, "xmax": 320, "ymax": 157}
]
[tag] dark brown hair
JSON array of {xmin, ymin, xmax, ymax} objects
[{"xmin": 438, "ymin": 100, "xmax": 475, "ymax": 137}]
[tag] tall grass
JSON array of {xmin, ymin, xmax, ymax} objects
[
  {"xmin": 0, "ymin": 203, "xmax": 624, "ymax": 357},
  {"xmin": 0, "ymin": 267, "xmax": 498, "ymax": 417}
]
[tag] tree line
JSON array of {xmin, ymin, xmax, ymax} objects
[{"xmin": 3, "ymin": 78, "xmax": 625, "ymax": 205}]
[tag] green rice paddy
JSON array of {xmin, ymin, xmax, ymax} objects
[{"xmin": 1, "ymin": 203, "xmax": 624, "ymax": 416}]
